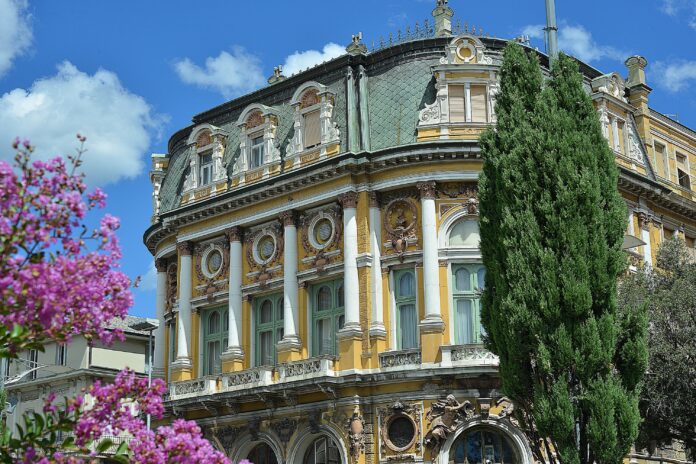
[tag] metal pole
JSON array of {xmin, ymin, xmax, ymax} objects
[
  {"xmin": 545, "ymin": 0, "xmax": 559, "ymax": 63},
  {"xmin": 146, "ymin": 329, "xmax": 152, "ymax": 431}
]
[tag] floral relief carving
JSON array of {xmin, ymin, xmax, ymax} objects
[
  {"xmin": 166, "ymin": 262, "xmax": 177, "ymax": 312},
  {"xmin": 196, "ymin": 130, "xmax": 212, "ymax": 148},
  {"xmin": 347, "ymin": 406, "xmax": 366, "ymax": 460},
  {"xmin": 383, "ymin": 197, "xmax": 418, "ymax": 258},
  {"xmin": 377, "ymin": 400, "xmax": 423, "ymax": 459},
  {"xmin": 245, "ymin": 222, "xmax": 284, "ymax": 286},
  {"xmin": 438, "ymin": 183, "xmax": 479, "ymax": 215},
  {"xmin": 300, "ymin": 205, "xmax": 343, "ymax": 271}
]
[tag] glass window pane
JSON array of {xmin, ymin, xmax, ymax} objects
[
  {"xmin": 450, "ymin": 220, "xmax": 480, "ymax": 247},
  {"xmin": 208, "ymin": 311, "xmax": 220, "ymax": 335},
  {"xmin": 398, "ymin": 272, "xmax": 415, "ymax": 298},
  {"xmin": 277, "ymin": 298, "xmax": 284, "ymax": 321},
  {"xmin": 456, "ymin": 299, "xmax": 473, "ymax": 344},
  {"xmin": 259, "ymin": 331, "xmax": 273, "ymax": 365},
  {"xmin": 477, "ymin": 268, "xmax": 486, "ymax": 289},
  {"xmin": 455, "ymin": 268, "xmax": 471, "ymax": 291},
  {"xmin": 317, "ymin": 286, "xmax": 332, "ymax": 311},
  {"xmin": 316, "ymin": 318, "xmax": 332, "ymax": 355},
  {"xmin": 336, "ymin": 284, "xmax": 344, "ymax": 308},
  {"xmin": 260, "ymin": 300, "xmax": 273, "ymax": 323},
  {"xmin": 223, "ymin": 310, "xmax": 229, "ymax": 332},
  {"xmin": 399, "ymin": 304, "xmax": 418, "ymax": 349}
]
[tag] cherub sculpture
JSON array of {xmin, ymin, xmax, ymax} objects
[{"xmin": 424, "ymin": 395, "xmax": 474, "ymax": 456}]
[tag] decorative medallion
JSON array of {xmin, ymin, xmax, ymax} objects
[
  {"xmin": 383, "ymin": 198, "xmax": 418, "ymax": 258},
  {"xmin": 377, "ymin": 400, "xmax": 423, "ymax": 460},
  {"xmin": 300, "ymin": 205, "xmax": 343, "ymax": 271},
  {"xmin": 245, "ymin": 222, "xmax": 284, "ymax": 285},
  {"xmin": 347, "ymin": 406, "xmax": 366, "ymax": 460},
  {"xmin": 194, "ymin": 239, "xmax": 229, "ymax": 299}
]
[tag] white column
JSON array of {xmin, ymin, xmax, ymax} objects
[
  {"xmin": 223, "ymin": 227, "xmax": 244, "ymax": 359},
  {"xmin": 368, "ymin": 192, "xmax": 386, "ymax": 337},
  {"xmin": 153, "ymin": 259, "xmax": 168, "ymax": 377},
  {"xmin": 174, "ymin": 241, "xmax": 193, "ymax": 367},
  {"xmin": 417, "ymin": 182, "xmax": 444, "ymax": 330},
  {"xmin": 339, "ymin": 192, "xmax": 361, "ymax": 334},
  {"xmin": 279, "ymin": 212, "xmax": 301, "ymax": 349},
  {"xmin": 638, "ymin": 212, "xmax": 652, "ymax": 266}
]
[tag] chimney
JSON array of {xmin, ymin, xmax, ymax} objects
[
  {"xmin": 625, "ymin": 56, "xmax": 651, "ymax": 113},
  {"xmin": 432, "ymin": 0, "xmax": 454, "ymax": 37}
]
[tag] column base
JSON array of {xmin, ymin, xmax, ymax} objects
[
  {"xmin": 419, "ymin": 316, "xmax": 445, "ymax": 334},
  {"xmin": 221, "ymin": 347, "xmax": 245, "ymax": 372},
  {"xmin": 170, "ymin": 357, "xmax": 193, "ymax": 382},
  {"xmin": 368, "ymin": 322, "xmax": 387, "ymax": 339},
  {"xmin": 369, "ymin": 324, "xmax": 388, "ymax": 368},
  {"xmin": 337, "ymin": 322, "xmax": 363, "ymax": 339},
  {"xmin": 277, "ymin": 336, "xmax": 303, "ymax": 363}
]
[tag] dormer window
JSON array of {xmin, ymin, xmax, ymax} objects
[
  {"xmin": 447, "ymin": 84, "xmax": 489, "ymax": 124},
  {"xmin": 232, "ymin": 104, "xmax": 281, "ymax": 186},
  {"xmin": 286, "ymin": 82, "xmax": 340, "ymax": 164},
  {"xmin": 181, "ymin": 124, "xmax": 229, "ymax": 202}
]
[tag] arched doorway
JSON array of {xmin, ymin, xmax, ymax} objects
[
  {"xmin": 449, "ymin": 427, "xmax": 518, "ymax": 464},
  {"xmin": 248, "ymin": 442, "xmax": 279, "ymax": 464},
  {"xmin": 302, "ymin": 436, "xmax": 341, "ymax": 464}
]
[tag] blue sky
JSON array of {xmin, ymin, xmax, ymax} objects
[{"xmin": 1, "ymin": 0, "xmax": 695, "ymax": 318}]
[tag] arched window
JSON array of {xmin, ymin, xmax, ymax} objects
[
  {"xmin": 312, "ymin": 280, "xmax": 344, "ymax": 356},
  {"xmin": 303, "ymin": 436, "xmax": 341, "ymax": 464},
  {"xmin": 233, "ymin": 104, "xmax": 281, "ymax": 182},
  {"xmin": 394, "ymin": 270, "xmax": 417, "ymax": 349},
  {"xmin": 449, "ymin": 427, "xmax": 518, "ymax": 464},
  {"xmin": 449, "ymin": 219, "xmax": 480, "ymax": 248},
  {"xmin": 182, "ymin": 125, "xmax": 228, "ymax": 195},
  {"xmin": 248, "ymin": 443, "xmax": 278, "ymax": 464},
  {"xmin": 203, "ymin": 308, "xmax": 228, "ymax": 375},
  {"xmin": 255, "ymin": 294, "xmax": 284, "ymax": 366}
]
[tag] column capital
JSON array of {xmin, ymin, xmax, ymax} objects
[
  {"xmin": 225, "ymin": 226, "xmax": 244, "ymax": 242},
  {"xmin": 177, "ymin": 241, "xmax": 194, "ymax": 256},
  {"xmin": 368, "ymin": 191, "xmax": 380, "ymax": 208},
  {"xmin": 155, "ymin": 258, "xmax": 168, "ymax": 272},
  {"xmin": 339, "ymin": 191, "xmax": 358, "ymax": 209},
  {"xmin": 279, "ymin": 210, "xmax": 297, "ymax": 227},
  {"xmin": 416, "ymin": 181, "xmax": 438, "ymax": 200},
  {"xmin": 636, "ymin": 211, "xmax": 651, "ymax": 230}
]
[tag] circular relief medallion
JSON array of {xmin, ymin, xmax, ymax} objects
[
  {"xmin": 385, "ymin": 415, "xmax": 417, "ymax": 452},
  {"xmin": 201, "ymin": 245, "xmax": 224, "ymax": 279},
  {"xmin": 254, "ymin": 233, "xmax": 277, "ymax": 265},
  {"xmin": 456, "ymin": 42, "xmax": 476, "ymax": 63},
  {"xmin": 310, "ymin": 216, "xmax": 335, "ymax": 250}
]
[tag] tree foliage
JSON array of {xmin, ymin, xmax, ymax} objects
[
  {"xmin": 621, "ymin": 238, "xmax": 696, "ymax": 457},
  {"xmin": 479, "ymin": 43, "xmax": 648, "ymax": 464}
]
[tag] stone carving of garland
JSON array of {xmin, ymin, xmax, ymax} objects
[
  {"xmin": 380, "ymin": 190, "xmax": 419, "ymax": 259},
  {"xmin": 194, "ymin": 239, "xmax": 229, "ymax": 299},
  {"xmin": 300, "ymin": 204, "xmax": 343, "ymax": 272},
  {"xmin": 245, "ymin": 222, "xmax": 284, "ymax": 286}
]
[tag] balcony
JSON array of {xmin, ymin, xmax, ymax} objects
[
  {"xmin": 378, "ymin": 349, "xmax": 422, "ymax": 370},
  {"xmin": 440, "ymin": 344, "xmax": 499, "ymax": 368}
]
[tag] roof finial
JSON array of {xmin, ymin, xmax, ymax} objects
[
  {"xmin": 346, "ymin": 32, "xmax": 367, "ymax": 55},
  {"xmin": 432, "ymin": 0, "xmax": 454, "ymax": 37},
  {"xmin": 267, "ymin": 65, "xmax": 286, "ymax": 85}
]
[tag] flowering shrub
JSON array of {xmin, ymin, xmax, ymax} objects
[{"xmin": 0, "ymin": 138, "xmax": 231, "ymax": 463}]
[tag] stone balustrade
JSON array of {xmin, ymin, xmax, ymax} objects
[
  {"xmin": 378, "ymin": 348, "xmax": 422, "ymax": 369},
  {"xmin": 440, "ymin": 344, "xmax": 499, "ymax": 368}
]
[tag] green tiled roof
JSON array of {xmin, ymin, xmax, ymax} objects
[{"xmin": 368, "ymin": 58, "xmax": 438, "ymax": 151}]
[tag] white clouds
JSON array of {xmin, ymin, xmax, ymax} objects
[
  {"xmin": 139, "ymin": 261, "xmax": 158, "ymax": 292},
  {"xmin": 0, "ymin": 0, "xmax": 32, "ymax": 78},
  {"xmin": 652, "ymin": 60, "xmax": 696, "ymax": 92},
  {"xmin": 0, "ymin": 61, "xmax": 164, "ymax": 186},
  {"xmin": 282, "ymin": 43, "xmax": 344, "ymax": 77},
  {"xmin": 660, "ymin": 0, "xmax": 696, "ymax": 29},
  {"xmin": 173, "ymin": 47, "xmax": 266, "ymax": 99},
  {"xmin": 521, "ymin": 23, "xmax": 627, "ymax": 64},
  {"xmin": 175, "ymin": 43, "xmax": 345, "ymax": 97}
]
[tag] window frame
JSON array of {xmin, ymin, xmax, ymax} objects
[
  {"xmin": 28, "ymin": 349, "xmax": 38, "ymax": 380},
  {"xmin": 249, "ymin": 133, "xmax": 265, "ymax": 169},
  {"xmin": 198, "ymin": 151, "xmax": 213, "ymax": 186},
  {"xmin": 393, "ymin": 269, "xmax": 418, "ymax": 350},
  {"xmin": 451, "ymin": 263, "xmax": 486, "ymax": 345},
  {"xmin": 447, "ymin": 82, "xmax": 489, "ymax": 124},
  {"xmin": 202, "ymin": 307, "xmax": 228, "ymax": 376},
  {"xmin": 310, "ymin": 279, "xmax": 345, "ymax": 357},
  {"xmin": 55, "ymin": 344, "xmax": 67, "ymax": 366},
  {"xmin": 254, "ymin": 293, "xmax": 284, "ymax": 367}
]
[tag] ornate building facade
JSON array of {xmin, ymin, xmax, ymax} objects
[{"xmin": 144, "ymin": 2, "xmax": 695, "ymax": 463}]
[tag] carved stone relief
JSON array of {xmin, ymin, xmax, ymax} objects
[
  {"xmin": 194, "ymin": 239, "xmax": 229, "ymax": 299},
  {"xmin": 300, "ymin": 204, "xmax": 343, "ymax": 271},
  {"xmin": 381, "ymin": 194, "xmax": 419, "ymax": 259},
  {"xmin": 377, "ymin": 400, "xmax": 423, "ymax": 460},
  {"xmin": 347, "ymin": 407, "xmax": 366, "ymax": 460},
  {"xmin": 438, "ymin": 182, "xmax": 479, "ymax": 216},
  {"xmin": 423, "ymin": 395, "xmax": 474, "ymax": 457},
  {"xmin": 245, "ymin": 222, "xmax": 284, "ymax": 286}
]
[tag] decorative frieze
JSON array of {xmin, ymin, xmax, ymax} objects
[
  {"xmin": 440, "ymin": 344, "xmax": 499, "ymax": 367},
  {"xmin": 278, "ymin": 356, "xmax": 335, "ymax": 380},
  {"xmin": 379, "ymin": 349, "xmax": 422, "ymax": 368},
  {"xmin": 221, "ymin": 367, "xmax": 273, "ymax": 390},
  {"xmin": 170, "ymin": 378, "xmax": 214, "ymax": 399}
]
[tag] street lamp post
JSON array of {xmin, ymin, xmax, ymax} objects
[{"xmin": 129, "ymin": 319, "xmax": 158, "ymax": 430}]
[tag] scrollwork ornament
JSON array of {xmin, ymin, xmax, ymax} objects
[{"xmin": 347, "ymin": 407, "xmax": 366, "ymax": 460}]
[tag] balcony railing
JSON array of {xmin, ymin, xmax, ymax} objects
[{"xmin": 168, "ymin": 346, "xmax": 498, "ymax": 401}]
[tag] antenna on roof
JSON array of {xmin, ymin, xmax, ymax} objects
[{"xmin": 544, "ymin": 0, "xmax": 559, "ymax": 63}]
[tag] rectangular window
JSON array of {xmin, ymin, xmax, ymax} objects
[
  {"xmin": 250, "ymin": 136, "xmax": 264, "ymax": 168},
  {"xmin": 254, "ymin": 294, "xmax": 283, "ymax": 366},
  {"xmin": 470, "ymin": 85, "xmax": 488, "ymax": 123},
  {"xmin": 203, "ymin": 308, "xmax": 228, "ymax": 376},
  {"xmin": 452, "ymin": 264, "xmax": 486, "ymax": 344},
  {"xmin": 28, "ymin": 349, "xmax": 38, "ymax": 380},
  {"xmin": 312, "ymin": 280, "xmax": 345, "ymax": 356},
  {"xmin": 303, "ymin": 109, "xmax": 321, "ymax": 149},
  {"xmin": 677, "ymin": 153, "xmax": 691, "ymax": 190},
  {"xmin": 55, "ymin": 344, "xmax": 67, "ymax": 366},
  {"xmin": 394, "ymin": 269, "xmax": 418, "ymax": 349},
  {"xmin": 448, "ymin": 85, "xmax": 466, "ymax": 123},
  {"xmin": 199, "ymin": 152, "xmax": 213, "ymax": 186},
  {"xmin": 654, "ymin": 142, "xmax": 667, "ymax": 178}
]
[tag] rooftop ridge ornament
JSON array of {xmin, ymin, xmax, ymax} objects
[
  {"xmin": 346, "ymin": 31, "xmax": 367, "ymax": 55},
  {"xmin": 267, "ymin": 65, "xmax": 286, "ymax": 85}
]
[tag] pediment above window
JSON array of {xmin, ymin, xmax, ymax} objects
[{"xmin": 440, "ymin": 34, "xmax": 493, "ymax": 66}]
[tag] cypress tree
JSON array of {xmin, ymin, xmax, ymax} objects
[{"xmin": 479, "ymin": 44, "xmax": 647, "ymax": 464}]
